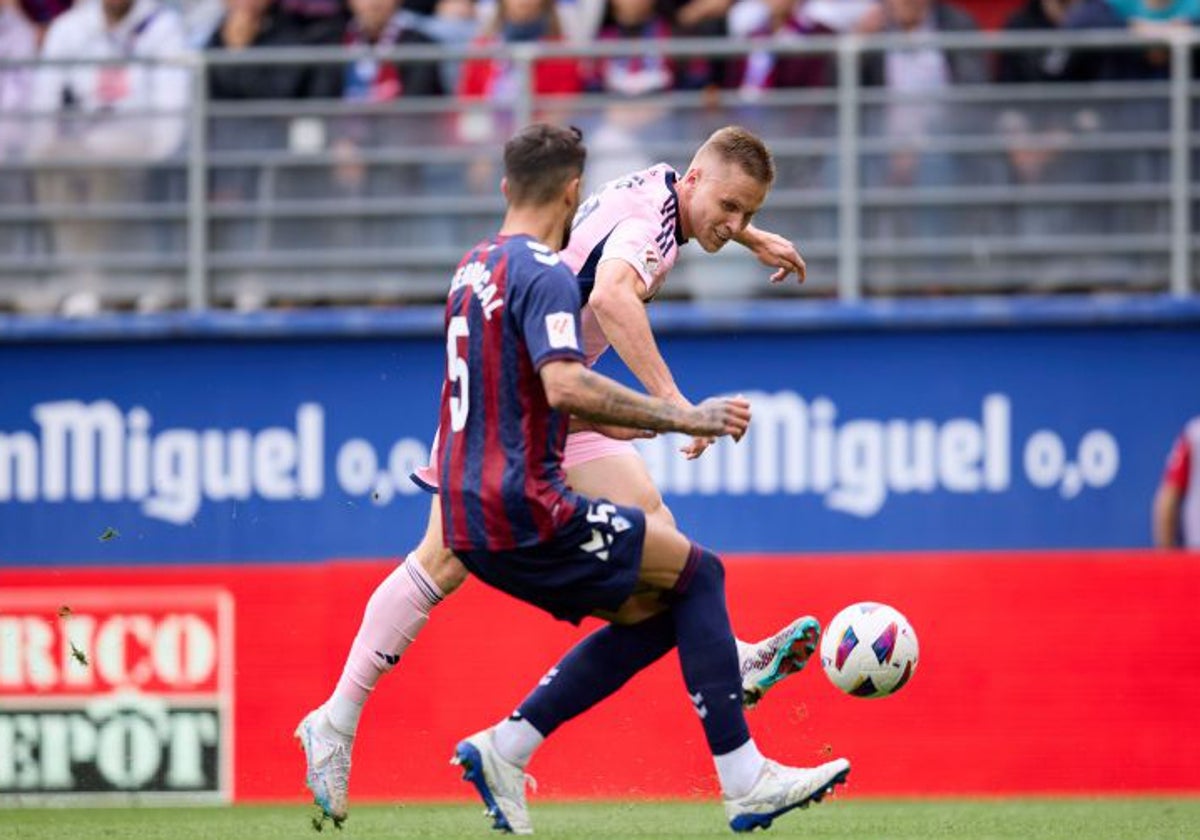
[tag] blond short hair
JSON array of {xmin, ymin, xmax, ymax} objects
[{"xmin": 697, "ymin": 126, "xmax": 775, "ymax": 186}]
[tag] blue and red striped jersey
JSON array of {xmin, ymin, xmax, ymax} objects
[{"xmin": 437, "ymin": 234, "xmax": 587, "ymax": 551}]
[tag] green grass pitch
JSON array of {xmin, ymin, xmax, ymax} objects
[{"xmin": 2, "ymin": 799, "xmax": 1197, "ymax": 840}]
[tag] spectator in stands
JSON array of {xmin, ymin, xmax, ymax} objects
[
  {"xmin": 584, "ymin": 0, "xmax": 674, "ymax": 96},
  {"xmin": 579, "ymin": 0, "xmax": 677, "ymax": 185},
  {"xmin": 1059, "ymin": 0, "xmax": 1196, "ymax": 275},
  {"xmin": 456, "ymin": 0, "xmax": 582, "ymax": 191},
  {"xmin": 402, "ymin": 0, "xmax": 438, "ymax": 14},
  {"xmin": 997, "ymin": 0, "xmax": 1082, "ymax": 85},
  {"xmin": 470, "ymin": 0, "xmax": 603, "ymax": 41},
  {"xmin": 1, "ymin": 0, "xmax": 38, "ymax": 296},
  {"xmin": 457, "ymin": 0, "xmax": 581, "ymax": 101},
  {"xmin": 729, "ymin": 0, "xmax": 874, "ymax": 36},
  {"xmin": 15, "ymin": 0, "xmax": 71, "ymax": 35},
  {"xmin": 728, "ymin": 0, "xmax": 835, "ymax": 98},
  {"xmin": 177, "ymin": 0, "xmax": 227, "ymax": 46},
  {"xmin": 422, "ymin": 0, "xmax": 479, "ymax": 89},
  {"xmin": 995, "ymin": 3, "xmax": 1087, "ymax": 209},
  {"xmin": 27, "ymin": 0, "xmax": 189, "ymax": 312},
  {"xmin": 327, "ymin": 0, "xmax": 449, "ymax": 248},
  {"xmin": 723, "ymin": 0, "xmax": 836, "ymax": 202},
  {"xmin": 1154, "ymin": 415, "xmax": 1200, "ymax": 549},
  {"xmin": 340, "ymin": 0, "xmax": 443, "ymax": 97},
  {"xmin": 855, "ymin": 0, "xmax": 987, "ymax": 251},
  {"xmin": 560, "ymin": 0, "xmax": 603, "ymax": 38},
  {"xmin": 662, "ymin": 0, "xmax": 732, "ymax": 89},
  {"xmin": 205, "ymin": 0, "xmax": 342, "ymax": 263},
  {"xmin": 1063, "ymin": 0, "xmax": 1199, "ymax": 81},
  {"xmin": 279, "ymin": 0, "xmax": 349, "ymax": 21},
  {"xmin": 206, "ymin": 0, "xmax": 342, "ymax": 99},
  {"xmin": 1, "ymin": 0, "xmax": 35, "ymax": 163},
  {"xmin": 993, "ymin": 1, "xmax": 1120, "ymax": 288}
]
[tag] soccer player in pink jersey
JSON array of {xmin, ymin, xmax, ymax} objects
[
  {"xmin": 433, "ymin": 124, "xmax": 847, "ymax": 834},
  {"xmin": 296, "ymin": 126, "xmax": 822, "ymax": 826}
]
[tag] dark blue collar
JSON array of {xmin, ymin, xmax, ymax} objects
[{"xmin": 664, "ymin": 169, "xmax": 686, "ymax": 246}]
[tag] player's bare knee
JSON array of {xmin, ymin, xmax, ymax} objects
[
  {"xmin": 636, "ymin": 518, "xmax": 696, "ymax": 591},
  {"xmin": 643, "ymin": 498, "xmax": 676, "ymax": 530}
]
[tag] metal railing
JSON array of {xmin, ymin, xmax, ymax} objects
[{"xmin": 1, "ymin": 28, "xmax": 1197, "ymax": 312}]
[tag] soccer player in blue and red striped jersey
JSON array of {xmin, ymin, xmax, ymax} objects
[
  {"xmin": 433, "ymin": 123, "xmax": 850, "ymax": 834},
  {"xmin": 295, "ymin": 125, "xmax": 826, "ymax": 829},
  {"xmin": 436, "ymin": 231, "xmax": 585, "ymax": 555}
]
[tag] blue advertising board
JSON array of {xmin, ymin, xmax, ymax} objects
[{"xmin": 1, "ymin": 299, "xmax": 1197, "ymax": 565}]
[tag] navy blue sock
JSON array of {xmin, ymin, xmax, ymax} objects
[
  {"xmin": 670, "ymin": 544, "xmax": 750, "ymax": 756},
  {"xmin": 517, "ymin": 609, "xmax": 677, "ymax": 737}
]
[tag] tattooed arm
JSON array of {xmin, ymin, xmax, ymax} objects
[{"xmin": 540, "ymin": 360, "xmax": 749, "ymax": 440}]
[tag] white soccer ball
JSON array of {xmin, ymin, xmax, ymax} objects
[{"xmin": 820, "ymin": 602, "xmax": 919, "ymax": 699}]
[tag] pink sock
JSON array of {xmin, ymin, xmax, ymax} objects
[{"xmin": 327, "ymin": 554, "xmax": 444, "ymax": 735}]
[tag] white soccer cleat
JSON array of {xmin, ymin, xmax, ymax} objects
[
  {"xmin": 451, "ymin": 727, "xmax": 535, "ymax": 835},
  {"xmin": 725, "ymin": 757, "xmax": 851, "ymax": 833},
  {"xmin": 294, "ymin": 707, "xmax": 353, "ymax": 828},
  {"xmin": 739, "ymin": 616, "xmax": 821, "ymax": 708}
]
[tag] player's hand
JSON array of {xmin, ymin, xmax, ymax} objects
[
  {"xmin": 680, "ymin": 435, "xmax": 716, "ymax": 460},
  {"xmin": 663, "ymin": 393, "xmax": 715, "ymax": 459},
  {"xmin": 747, "ymin": 228, "xmax": 806, "ymax": 284},
  {"xmin": 687, "ymin": 396, "xmax": 751, "ymax": 441}
]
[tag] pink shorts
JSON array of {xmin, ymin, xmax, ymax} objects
[
  {"xmin": 410, "ymin": 431, "xmax": 638, "ymax": 492},
  {"xmin": 562, "ymin": 430, "xmax": 638, "ymax": 470}
]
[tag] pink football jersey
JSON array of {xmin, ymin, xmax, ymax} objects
[
  {"xmin": 560, "ymin": 163, "xmax": 686, "ymax": 366},
  {"xmin": 411, "ymin": 164, "xmax": 688, "ymax": 492}
]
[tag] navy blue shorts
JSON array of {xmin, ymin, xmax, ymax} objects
[{"xmin": 456, "ymin": 498, "xmax": 646, "ymax": 625}]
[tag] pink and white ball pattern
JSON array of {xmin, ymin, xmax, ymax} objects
[{"xmin": 820, "ymin": 602, "xmax": 919, "ymax": 698}]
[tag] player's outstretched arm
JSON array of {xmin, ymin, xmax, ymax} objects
[
  {"xmin": 589, "ymin": 260, "xmax": 682, "ymax": 401},
  {"xmin": 540, "ymin": 360, "xmax": 749, "ymax": 440},
  {"xmin": 734, "ymin": 224, "xmax": 807, "ymax": 284},
  {"xmin": 590, "ymin": 260, "xmax": 715, "ymax": 459}
]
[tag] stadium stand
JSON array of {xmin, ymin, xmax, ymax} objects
[{"xmin": 0, "ymin": 0, "xmax": 1196, "ymax": 311}]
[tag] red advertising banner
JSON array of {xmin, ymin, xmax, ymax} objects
[
  {"xmin": 0, "ymin": 588, "xmax": 233, "ymax": 801},
  {"xmin": 2, "ymin": 551, "xmax": 1197, "ymax": 802}
]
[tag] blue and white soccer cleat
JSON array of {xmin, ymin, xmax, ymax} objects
[
  {"xmin": 451, "ymin": 727, "xmax": 535, "ymax": 835},
  {"xmin": 739, "ymin": 616, "xmax": 822, "ymax": 709},
  {"xmin": 295, "ymin": 707, "xmax": 352, "ymax": 829},
  {"xmin": 724, "ymin": 757, "xmax": 851, "ymax": 833}
]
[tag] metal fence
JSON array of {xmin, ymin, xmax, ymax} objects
[{"xmin": 1, "ymin": 28, "xmax": 1197, "ymax": 313}]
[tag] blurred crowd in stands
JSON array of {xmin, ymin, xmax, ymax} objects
[{"xmin": 2, "ymin": 0, "xmax": 1199, "ymax": 311}]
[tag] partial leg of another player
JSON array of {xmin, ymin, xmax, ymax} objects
[
  {"xmin": 295, "ymin": 496, "xmax": 467, "ymax": 826},
  {"xmin": 453, "ymin": 456, "xmax": 840, "ymax": 835},
  {"xmin": 566, "ymin": 451, "xmax": 821, "ymax": 706},
  {"xmin": 453, "ymin": 501, "xmax": 848, "ymax": 835},
  {"xmin": 298, "ymin": 454, "xmax": 816, "ymax": 825}
]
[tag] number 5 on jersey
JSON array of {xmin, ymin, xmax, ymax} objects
[{"xmin": 447, "ymin": 315, "xmax": 469, "ymax": 432}]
